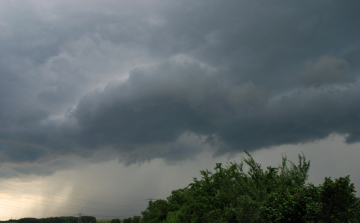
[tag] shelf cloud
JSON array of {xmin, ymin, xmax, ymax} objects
[{"xmin": 0, "ymin": 0, "xmax": 360, "ymax": 177}]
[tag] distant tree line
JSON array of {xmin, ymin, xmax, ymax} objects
[
  {"xmin": 7, "ymin": 216, "xmax": 96, "ymax": 223},
  {"xmin": 141, "ymin": 152, "xmax": 360, "ymax": 223},
  {"xmin": 0, "ymin": 215, "xmax": 143, "ymax": 223}
]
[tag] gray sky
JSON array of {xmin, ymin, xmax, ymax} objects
[{"xmin": 0, "ymin": 0, "xmax": 360, "ymax": 219}]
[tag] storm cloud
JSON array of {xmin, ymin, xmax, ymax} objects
[{"xmin": 0, "ymin": 0, "xmax": 360, "ymax": 177}]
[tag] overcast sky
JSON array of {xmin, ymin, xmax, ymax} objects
[{"xmin": 0, "ymin": 0, "xmax": 360, "ymax": 219}]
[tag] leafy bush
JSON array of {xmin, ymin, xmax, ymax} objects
[
  {"xmin": 141, "ymin": 152, "xmax": 360, "ymax": 223},
  {"xmin": 110, "ymin": 219, "xmax": 120, "ymax": 223}
]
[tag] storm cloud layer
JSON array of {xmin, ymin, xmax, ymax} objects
[{"xmin": 1, "ymin": 0, "xmax": 360, "ymax": 177}]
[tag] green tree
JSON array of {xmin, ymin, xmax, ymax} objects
[
  {"xmin": 110, "ymin": 219, "xmax": 120, "ymax": 223},
  {"xmin": 142, "ymin": 199, "xmax": 169, "ymax": 223},
  {"xmin": 318, "ymin": 176, "xmax": 360, "ymax": 222},
  {"xmin": 141, "ymin": 151, "xmax": 360, "ymax": 223},
  {"xmin": 132, "ymin": 216, "xmax": 141, "ymax": 223}
]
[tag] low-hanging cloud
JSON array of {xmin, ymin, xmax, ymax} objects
[
  {"xmin": 298, "ymin": 56, "xmax": 353, "ymax": 86},
  {"xmin": 0, "ymin": 0, "xmax": 360, "ymax": 177}
]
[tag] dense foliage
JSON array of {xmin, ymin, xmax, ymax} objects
[
  {"xmin": 141, "ymin": 152, "xmax": 360, "ymax": 223},
  {"xmin": 110, "ymin": 219, "xmax": 120, "ymax": 223},
  {"xmin": 132, "ymin": 216, "xmax": 141, "ymax": 223},
  {"xmin": 112, "ymin": 216, "xmax": 141, "ymax": 223}
]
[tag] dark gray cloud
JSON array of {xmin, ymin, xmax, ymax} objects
[
  {"xmin": 72, "ymin": 62, "xmax": 267, "ymax": 148},
  {"xmin": 71, "ymin": 62, "xmax": 360, "ymax": 157},
  {"xmin": 297, "ymin": 56, "xmax": 353, "ymax": 86},
  {"xmin": 0, "ymin": 0, "xmax": 360, "ymax": 177}
]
